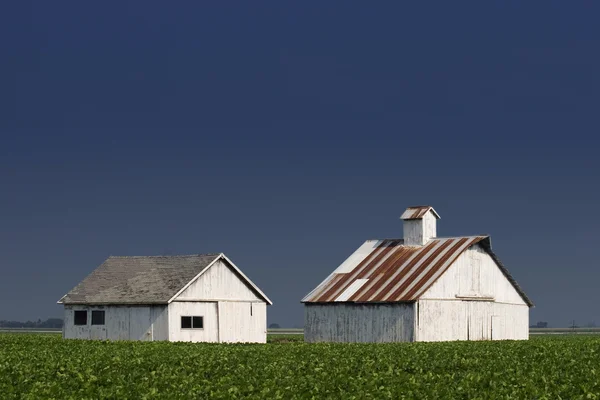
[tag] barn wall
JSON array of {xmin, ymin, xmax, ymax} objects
[
  {"xmin": 218, "ymin": 301, "xmax": 267, "ymax": 343},
  {"xmin": 420, "ymin": 244, "xmax": 527, "ymax": 305},
  {"xmin": 176, "ymin": 260, "xmax": 262, "ymax": 301},
  {"xmin": 168, "ymin": 302, "xmax": 219, "ymax": 342},
  {"xmin": 63, "ymin": 305, "xmax": 167, "ymax": 341},
  {"xmin": 304, "ymin": 303, "xmax": 415, "ymax": 343},
  {"xmin": 416, "ymin": 299, "xmax": 529, "ymax": 342}
]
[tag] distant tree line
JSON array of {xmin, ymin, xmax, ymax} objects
[
  {"xmin": 0, "ymin": 318, "xmax": 63, "ymax": 328},
  {"xmin": 530, "ymin": 321, "xmax": 549, "ymax": 328}
]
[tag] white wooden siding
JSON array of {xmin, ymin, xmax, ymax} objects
[
  {"xmin": 168, "ymin": 302, "xmax": 219, "ymax": 342},
  {"xmin": 403, "ymin": 212, "xmax": 437, "ymax": 246},
  {"xmin": 218, "ymin": 301, "xmax": 267, "ymax": 343},
  {"xmin": 304, "ymin": 303, "xmax": 414, "ymax": 343},
  {"xmin": 175, "ymin": 260, "xmax": 261, "ymax": 302},
  {"xmin": 416, "ymin": 300, "xmax": 529, "ymax": 342},
  {"xmin": 63, "ymin": 305, "xmax": 167, "ymax": 341},
  {"xmin": 420, "ymin": 244, "xmax": 526, "ymax": 305},
  {"xmin": 167, "ymin": 301, "xmax": 266, "ymax": 343}
]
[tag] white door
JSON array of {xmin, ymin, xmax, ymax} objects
[
  {"xmin": 466, "ymin": 302, "xmax": 491, "ymax": 341},
  {"xmin": 218, "ymin": 301, "xmax": 258, "ymax": 343},
  {"xmin": 491, "ymin": 315, "xmax": 505, "ymax": 340}
]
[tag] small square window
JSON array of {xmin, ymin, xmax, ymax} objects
[
  {"xmin": 192, "ymin": 316, "xmax": 203, "ymax": 329},
  {"xmin": 74, "ymin": 310, "xmax": 87, "ymax": 326},
  {"xmin": 181, "ymin": 316, "xmax": 192, "ymax": 329},
  {"xmin": 91, "ymin": 310, "xmax": 105, "ymax": 325}
]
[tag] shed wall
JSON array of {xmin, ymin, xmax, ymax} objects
[
  {"xmin": 168, "ymin": 302, "xmax": 219, "ymax": 342},
  {"xmin": 218, "ymin": 301, "xmax": 267, "ymax": 343},
  {"xmin": 63, "ymin": 305, "xmax": 168, "ymax": 341},
  {"xmin": 304, "ymin": 303, "xmax": 414, "ymax": 343},
  {"xmin": 420, "ymin": 244, "xmax": 526, "ymax": 305},
  {"xmin": 168, "ymin": 300, "xmax": 267, "ymax": 343}
]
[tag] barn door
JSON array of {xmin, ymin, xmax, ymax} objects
[
  {"xmin": 466, "ymin": 302, "xmax": 491, "ymax": 341},
  {"xmin": 491, "ymin": 316, "xmax": 504, "ymax": 340},
  {"xmin": 218, "ymin": 301, "xmax": 253, "ymax": 343},
  {"xmin": 129, "ymin": 307, "xmax": 152, "ymax": 341}
]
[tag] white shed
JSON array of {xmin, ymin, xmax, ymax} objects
[
  {"xmin": 58, "ymin": 253, "xmax": 272, "ymax": 343},
  {"xmin": 302, "ymin": 206, "xmax": 533, "ymax": 343}
]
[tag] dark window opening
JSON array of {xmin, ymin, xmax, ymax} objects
[
  {"xmin": 250, "ymin": 303, "xmax": 253, "ymax": 316},
  {"xmin": 74, "ymin": 310, "xmax": 87, "ymax": 326},
  {"xmin": 91, "ymin": 310, "xmax": 105, "ymax": 325},
  {"xmin": 181, "ymin": 316, "xmax": 203, "ymax": 329},
  {"xmin": 192, "ymin": 316, "xmax": 203, "ymax": 329}
]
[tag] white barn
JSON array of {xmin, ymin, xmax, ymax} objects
[
  {"xmin": 302, "ymin": 206, "xmax": 533, "ymax": 343},
  {"xmin": 58, "ymin": 253, "xmax": 272, "ymax": 343}
]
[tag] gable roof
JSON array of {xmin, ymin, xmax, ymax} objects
[
  {"xmin": 301, "ymin": 236, "xmax": 533, "ymax": 307},
  {"xmin": 58, "ymin": 253, "xmax": 272, "ymax": 305},
  {"xmin": 400, "ymin": 206, "xmax": 441, "ymax": 220}
]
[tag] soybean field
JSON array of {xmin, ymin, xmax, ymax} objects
[{"xmin": 1, "ymin": 333, "xmax": 599, "ymax": 399}]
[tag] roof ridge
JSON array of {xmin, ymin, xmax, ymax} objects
[
  {"xmin": 108, "ymin": 253, "xmax": 221, "ymax": 259},
  {"xmin": 433, "ymin": 234, "xmax": 489, "ymax": 239},
  {"xmin": 367, "ymin": 235, "xmax": 488, "ymax": 242}
]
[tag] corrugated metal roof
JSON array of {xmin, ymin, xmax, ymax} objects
[
  {"xmin": 302, "ymin": 236, "xmax": 533, "ymax": 307},
  {"xmin": 400, "ymin": 206, "xmax": 440, "ymax": 220},
  {"xmin": 335, "ymin": 279, "xmax": 369, "ymax": 302}
]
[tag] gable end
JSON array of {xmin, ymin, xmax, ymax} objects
[
  {"xmin": 168, "ymin": 254, "xmax": 273, "ymax": 305},
  {"xmin": 478, "ymin": 240, "xmax": 534, "ymax": 307}
]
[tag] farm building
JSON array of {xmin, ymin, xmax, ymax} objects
[
  {"xmin": 302, "ymin": 206, "xmax": 533, "ymax": 343},
  {"xmin": 57, "ymin": 253, "xmax": 272, "ymax": 343}
]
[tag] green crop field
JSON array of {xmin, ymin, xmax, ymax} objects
[{"xmin": 2, "ymin": 334, "xmax": 600, "ymax": 399}]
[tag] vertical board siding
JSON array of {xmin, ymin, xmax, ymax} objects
[
  {"xmin": 176, "ymin": 260, "xmax": 262, "ymax": 301},
  {"xmin": 403, "ymin": 212, "xmax": 437, "ymax": 246},
  {"xmin": 422, "ymin": 212, "xmax": 437, "ymax": 242},
  {"xmin": 129, "ymin": 307, "xmax": 152, "ymax": 341},
  {"xmin": 218, "ymin": 301, "xmax": 267, "ymax": 343},
  {"xmin": 168, "ymin": 302, "xmax": 219, "ymax": 342},
  {"xmin": 304, "ymin": 303, "xmax": 414, "ymax": 343},
  {"xmin": 150, "ymin": 306, "xmax": 169, "ymax": 341},
  {"xmin": 63, "ymin": 305, "xmax": 167, "ymax": 341},
  {"xmin": 420, "ymin": 244, "xmax": 527, "ymax": 305},
  {"xmin": 416, "ymin": 300, "xmax": 529, "ymax": 342},
  {"xmin": 403, "ymin": 220, "xmax": 424, "ymax": 246}
]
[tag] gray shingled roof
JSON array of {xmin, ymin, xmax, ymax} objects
[{"xmin": 59, "ymin": 254, "xmax": 222, "ymax": 305}]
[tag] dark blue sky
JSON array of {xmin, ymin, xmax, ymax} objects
[{"xmin": 1, "ymin": 1, "xmax": 599, "ymax": 327}]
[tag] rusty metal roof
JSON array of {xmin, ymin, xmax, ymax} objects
[
  {"xmin": 301, "ymin": 236, "xmax": 533, "ymax": 307},
  {"xmin": 400, "ymin": 206, "xmax": 440, "ymax": 220}
]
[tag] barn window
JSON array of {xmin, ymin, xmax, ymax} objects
[
  {"xmin": 91, "ymin": 310, "xmax": 105, "ymax": 325},
  {"xmin": 181, "ymin": 316, "xmax": 203, "ymax": 329},
  {"xmin": 192, "ymin": 316, "xmax": 203, "ymax": 329},
  {"xmin": 74, "ymin": 310, "xmax": 87, "ymax": 326}
]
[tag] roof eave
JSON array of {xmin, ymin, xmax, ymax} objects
[
  {"xmin": 60, "ymin": 301, "xmax": 170, "ymax": 306},
  {"xmin": 478, "ymin": 238, "xmax": 534, "ymax": 308}
]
